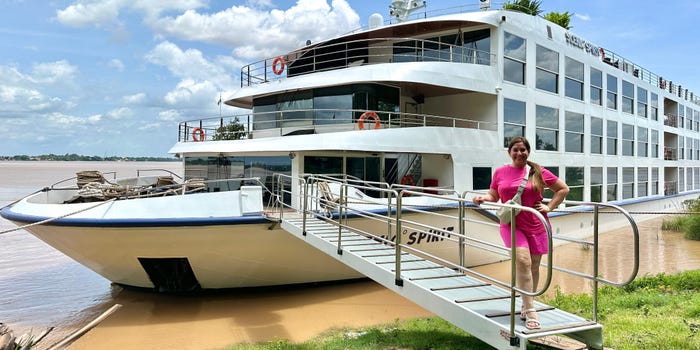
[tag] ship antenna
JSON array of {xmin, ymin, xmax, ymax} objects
[{"xmin": 389, "ymin": 0, "xmax": 426, "ymax": 22}]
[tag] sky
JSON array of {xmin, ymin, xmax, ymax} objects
[{"xmin": 0, "ymin": 0, "xmax": 698, "ymax": 157}]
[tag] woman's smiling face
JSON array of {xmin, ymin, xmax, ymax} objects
[{"xmin": 509, "ymin": 141, "xmax": 529, "ymax": 167}]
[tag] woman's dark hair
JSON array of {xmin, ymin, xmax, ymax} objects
[{"xmin": 507, "ymin": 137, "xmax": 545, "ymax": 193}]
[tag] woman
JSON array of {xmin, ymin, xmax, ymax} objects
[{"xmin": 472, "ymin": 136, "xmax": 569, "ymax": 329}]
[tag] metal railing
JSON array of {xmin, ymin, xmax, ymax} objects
[
  {"xmin": 177, "ymin": 109, "xmax": 496, "ymax": 142},
  {"xmin": 241, "ymin": 37, "xmax": 495, "ymax": 87},
  {"xmin": 273, "ymin": 175, "xmax": 639, "ymax": 332}
]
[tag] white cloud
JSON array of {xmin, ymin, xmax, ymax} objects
[
  {"xmin": 575, "ymin": 13, "xmax": 590, "ymax": 21},
  {"xmin": 107, "ymin": 106, "xmax": 133, "ymax": 119},
  {"xmin": 145, "ymin": 41, "xmax": 234, "ymax": 88},
  {"xmin": 151, "ymin": 0, "xmax": 360, "ymax": 59},
  {"xmin": 0, "ymin": 85, "xmax": 67, "ymax": 113},
  {"xmin": 30, "ymin": 60, "xmax": 79, "ymax": 84},
  {"xmin": 108, "ymin": 58, "xmax": 125, "ymax": 72},
  {"xmin": 158, "ymin": 109, "xmax": 182, "ymax": 121},
  {"xmin": 55, "ymin": 0, "xmax": 123, "ymax": 28},
  {"xmin": 163, "ymin": 78, "xmax": 218, "ymax": 107},
  {"xmin": 123, "ymin": 92, "xmax": 146, "ymax": 104},
  {"xmin": 87, "ymin": 114, "xmax": 102, "ymax": 123},
  {"xmin": 55, "ymin": 0, "xmax": 209, "ymax": 27}
]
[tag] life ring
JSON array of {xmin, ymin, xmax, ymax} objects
[
  {"xmin": 272, "ymin": 56, "xmax": 285, "ymax": 75},
  {"xmin": 400, "ymin": 175, "xmax": 415, "ymax": 186},
  {"xmin": 192, "ymin": 127, "xmax": 205, "ymax": 142},
  {"xmin": 358, "ymin": 111, "xmax": 381, "ymax": 130},
  {"xmin": 599, "ymin": 47, "xmax": 605, "ymax": 61}
]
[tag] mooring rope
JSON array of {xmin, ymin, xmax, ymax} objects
[{"xmin": 0, "ymin": 198, "xmax": 117, "ymax": 236}]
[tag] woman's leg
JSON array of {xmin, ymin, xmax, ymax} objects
[{"xmin": 515, "ymin": 247, "xmax": 541, "ymax": 328}]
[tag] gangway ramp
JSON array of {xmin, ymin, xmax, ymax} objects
[{"xmin": 281, "ymin": 217, "xmax": 603, "ymax": 350}]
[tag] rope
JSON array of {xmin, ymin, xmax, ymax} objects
[{"xmin": 0, "ymin": 198, "xmax": 117, "ymax": 236}]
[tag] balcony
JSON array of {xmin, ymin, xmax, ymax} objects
[{"xmin": 240, "ymin": 37, "xmax": 494, "ymax": 87}]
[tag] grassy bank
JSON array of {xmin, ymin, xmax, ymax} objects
[{"xmin": 224, "ymin": 270, "xmax": 700, "ymax": 350}]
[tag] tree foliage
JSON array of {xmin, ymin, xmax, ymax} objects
[
  {"xmin": 503, "ymin": 0, "xmax": 573, "ymax": 30},
  {"xmin": 502, "ymin": 0, "xmax": 542, "ymax": 16},
  {"xmin": 213, "ymin": 118, "xmax": 247, "ymax": 141},
  {"xmin": 544, "ymin": 11, "xmax": 572, "ymax": 29}
]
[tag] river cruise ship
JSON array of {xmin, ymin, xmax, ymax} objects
[{"xmin": 2, "ymin": 1, "xmax": 699, "ymax": 292}]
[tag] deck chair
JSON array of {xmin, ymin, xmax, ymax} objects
[{"xmin": 317, "ymin": 181, "xmax": 342, "ymax": 213}]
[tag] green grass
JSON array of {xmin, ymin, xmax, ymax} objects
[{"xmin": 223, "ymin": 270, "xmax": 700, "ymax": 350}]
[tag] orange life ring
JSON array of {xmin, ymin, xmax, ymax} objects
[
  {"xmin": 358, "ymin": 111, "xmax": 380, "ymax": 130},
  {"xmin": 400, "ymin": 175, "xmax": 415, "ymax": 186},
  {"xmin": 272, "ymin": 56, "xmax": 285, "ymax": 75},
  {"xmin": 599, "ymin": 47, "xmax": 605, "ymax": 61},
  {"xmin": 192, "ymin": 127, "xmax": 205, "ymax": 142}
]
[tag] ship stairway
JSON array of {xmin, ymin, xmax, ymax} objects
[{"xmin": 273, "ymin": 175, "xmax": 641, "ymax": 350}]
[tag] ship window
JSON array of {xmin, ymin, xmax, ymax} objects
[
  {"xmin": 591, "ymin": 167, "xmax": 603, "ymax": 202},
  {"xmin": 687, "ymin": 168, "xmax": 693, "ymax": 190},
  {"xmin": 564, "ymin": 57, "xmax": 583, "ymax": 100},
  {"xmin": 473, "ymin": 167, "xmax": 492, "ymax": 190},
  {"xmin": 637, "ymin": 127, "xmax": 648, "ymax": 157},
  {"xmin": 606, "ymin": 120, "xmax": 618, "ymax": 155},
  {"xmin": 565, "ymin": 167, "xmax": 584, "ymax": 202},
  {"xmin": 606, "ymin": 75, "xmax": 618, "ymax": 110},
  {"xmin": 622, "ymin": 167, "xmax": 634, "ymax": 199},
  {"xmin": 393, "ymin": 40, "xmax": 418, "ymax": 63},
  {"xmin": 651, "ymin": 130, "xmax": 659, "ymax": 158},
  {"xmin": 651, "ymin": 168, "xmax": 659, "ymax": 195},
  {"xmin": 687, "ymin": 106, "xmax": 694, "ymax": 130},
  {"xmin": 504, "ymin": 32, "xmax": 526, "ymax": 84},
  {"xmin": 565, "ymin": 111, "xmax": 584, "ymax": 153},
  {"xmin": 590, "ymin": 68, "xmax": 603, "ymax": 106},
  {"xmin": 542, "ymin": 165, "xmax": 559, "ymax": 199},
  {"xmin": 622, "ymin": 80, "xmax": 634, "ymax": 114},
  {"xmin": 590, "ymin": 117, "xmax": 603, "ymax": 154},
  {"xmin": 503, "ymin": 98, "xmax": 526, "ymax": 146},
  {"xmin": 679, "ymin": 136, "xmax": 685, "ymax": 160},
  {"xmin": 622, "ymin": 123, "xmax": 634, "ymax": 156},
  {"xmin": 678, "ymin": 104, "xmax": 685, "ymax": 129},
  {"xmin": 462, "ymin": 29, "xmax": 491, "ymax": 65},
  {"xmin": 183, "ymin": 156, "xmax": 291, "ymax": 205},
  {"xmin": 536, "ymin": 45, "xmax": 558, "ymax": 93},
  {"xmin": 637, "ymin": 87, "xmax": 648, "ymax": 118},
  {"xmin": 638, "ymin": 168, "xmax": 648, "ymax": 197},
  {"xmin": 535, "ymin": 105, "xmax": 558, "ymax": 151},
  {"xmin": 607, "ymin": 167, "xmax": 618, "ymax": 201},
  {"xmin": 650, "ymin": 92, "xmax": 659, "ymax": 121}
]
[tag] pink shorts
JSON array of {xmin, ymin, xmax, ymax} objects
[{"xmin": 499, "ymin": 225, "xmax": 549, "ymax": 255}]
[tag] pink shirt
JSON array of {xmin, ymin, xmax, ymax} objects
[{"xmin": 490, "ymin": 164, "xmax": 558, "ymax": 235}]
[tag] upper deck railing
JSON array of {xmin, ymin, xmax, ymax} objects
[
  {"xmin": 240, "ymin": 37, "xmax": 494, "ymax": 87},
  {"xmin": 238, "ymin": 3, "xmax": 699, "ymax": 106},
  {"xmin": 177, "ymin": 109, "xmax": 496, "ymax": 143}
]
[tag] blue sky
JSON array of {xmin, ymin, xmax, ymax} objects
[{"xmin": 1, "ymin": 0, "xmax": 698, "ymax": 157}]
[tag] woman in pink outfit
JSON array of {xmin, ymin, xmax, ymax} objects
[{"xmin": 472, "ymin": 136, "xmax": 569, "ymax": 329}]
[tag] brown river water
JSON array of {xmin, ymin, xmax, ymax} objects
[{"xmin": 1, "ymin": 161, "xmax": 699, "ymax": 350}]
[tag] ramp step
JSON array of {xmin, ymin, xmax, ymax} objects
[
  {"xmin": 430, "ymin": 282, "xmax": 491, "ymax": 291},
  {"xmin": 486, "ymin": 306, "xmax": 555, "ymax": 318},
  {"xmin": 455, "ymin": 294, "xmax": 512, "ymax": 303},
  {"xmin": 409, "ymin": 273, "xmax": 465, "ymax": 280}
]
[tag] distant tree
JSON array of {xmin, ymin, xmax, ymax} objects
[
  {"xmin": 544, "ymin": 11, "xmax": 572, "ymax": 29},
  {"xmin": 502, "ymin": 0, "xmax": 542, "ymax": 16},
  {"xmin": 213, "ymin": 118, "xmax": 247, "ymax": 141}
]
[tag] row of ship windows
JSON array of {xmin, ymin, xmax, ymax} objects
[
  {"xmin": 474, "ymin": 166, "xmax": 699, "ymax": 202},
  {"xmin": 503, "ymin": 99, "xmax": 700, "ymax": 160},
  {"xmin": 503, "ymin": 32, "xmax": 700, "ymax": 131}
]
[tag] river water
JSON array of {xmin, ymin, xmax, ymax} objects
[{"xmin": 1, "ymin": 161, "xmax": 699, "ymax": 350}]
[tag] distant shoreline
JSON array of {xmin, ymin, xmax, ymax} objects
[{"xmin": 1, "ymin": 155, "xmax": 179, "ymax": 162}]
